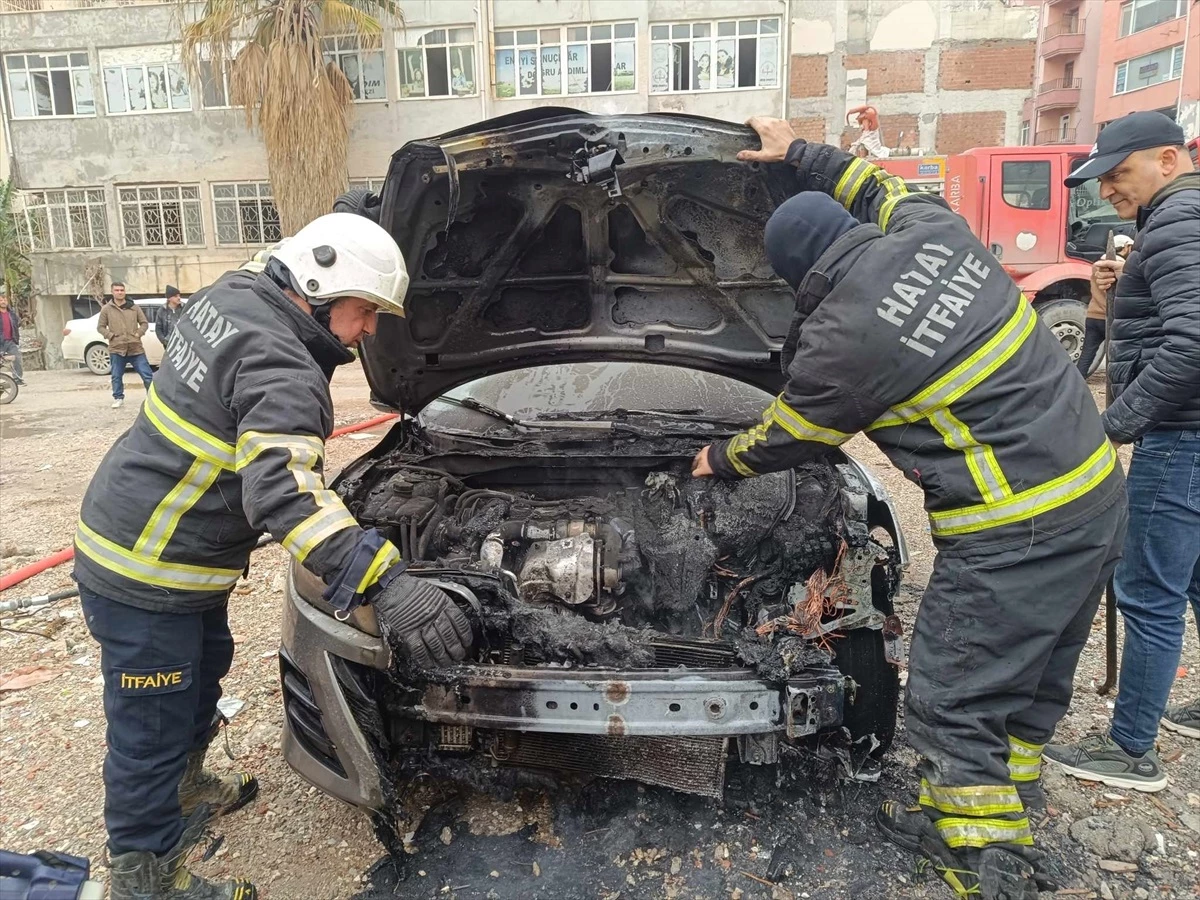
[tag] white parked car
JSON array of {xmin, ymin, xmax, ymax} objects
[{"xmin": 61, "ymin": 299, "xmax": 166, "ymax": 376}]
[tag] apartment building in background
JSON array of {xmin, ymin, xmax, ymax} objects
[
  {"xmin": 0, "ymin": 0, "xmax": 1042, "ymax": 367},
  {"xmin": 1022, "ymin": 0, "xmax": 1104, "ymax": 145}
]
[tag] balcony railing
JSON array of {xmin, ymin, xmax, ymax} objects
[
  {"xmin": 1044, "ymin": 20, "xmax": 1083, "ymax": 39},
  {"xmin": 1036, "ymin": 128, "xmax": 1078, "ymax": 144},
  {"xmin": 1038, "ymin": 77, "xmax": 1083, "ymax": 94},
  {"xmin": 0, "ymin": 0, "xmax": 164, "ymax": 12}
]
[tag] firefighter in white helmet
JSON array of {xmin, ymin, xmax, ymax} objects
[{"xmin": 74, "ymin": 212, "xmax": 472, "ymax": 900}]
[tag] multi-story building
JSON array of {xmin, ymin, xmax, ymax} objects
[
  {"xmin": 0, "ymin": 0, "xmax": 1040, "ymax": 367},
  {"xmin": 1022, "ymin": 0, "xmax": 1104, "ymax": 146},
  {"xmin": 1094, "ymin": 0, "xmax": 1199, "ymax": 134}
]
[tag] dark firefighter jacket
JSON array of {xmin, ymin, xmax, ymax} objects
[
  {"xmin": 709, "ymin": 141, "xmax": 1124, "ymax": 552},
  {"xmin": 74, "ymin": 269, "xmax": 400, "ymax": 612},
  {"xmin": 1104, "ymin": 171, "xmax": 1200, "ymax": 443}
]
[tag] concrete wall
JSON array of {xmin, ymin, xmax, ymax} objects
[{"xmin": 786, "ymin": 0, "xmax": 1038, "ymax": 154}]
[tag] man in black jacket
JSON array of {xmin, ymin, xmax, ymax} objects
[
  {"xmin": 76, "ymin": 213, "xmax": 472, "ymax": 900},
  {"xmin": 1045, "ymin": 112, "xmax": 1200, "ymax": 789},
  {"xmin": 693, "ymin": 117, "xmax": 1127, "ymax": 900},
  {"xmin": 155, "ymin": 284, "xmax": 184, "ymax": 346}
]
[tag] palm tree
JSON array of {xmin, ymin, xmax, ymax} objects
[
  {"xmin": 178, "ymin": 0, "xmax": 401, "ymax": 233},
  {"xmin": 0, "ymin": 180, "xmax": 32, "ymax": 323}
]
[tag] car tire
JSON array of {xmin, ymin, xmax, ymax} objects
[
  {"xmin": 85, "ymin": 343, "xmax": 111, "ymax": 376},
  {"xmin": 833, "ymin": 626, "xmax": 899, "ymax": 756},
  {"xmin": 1035, "ymin": 299, "xmax": 1087, "ymax": 364}
]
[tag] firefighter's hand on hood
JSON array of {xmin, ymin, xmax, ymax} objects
[
  {"xmin": 691, "ymin": 445, "xmax": 715, "ymax": 478},
  {"xmin": 738, "ymin": 117, "xmax": 800, "ymax": 164},
  {"xmin": 373, "ymin": 575, "xmax": 473, "ymax": 668}
]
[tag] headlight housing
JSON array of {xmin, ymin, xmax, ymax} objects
[{"xmin": 290, "ymin": 561, "xmax": 381, "ymax": 637}]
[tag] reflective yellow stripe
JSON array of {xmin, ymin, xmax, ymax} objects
[
  {"xmin": 725, "ymin": 435, "xmax": 758, "ymax": 477},
  {"xmin": 834, "ymin": 158, "xmax": 873, "ymax": 207},
  {"xmin": 928, "ymin": 408, "xmax": 1012, "ymax": 504},
  {"xmin": 354, "ymin": 541, "xmax": 402, "ymax": 594},
  {"xmin": 235, "ymin": 431, "xmax": 324, "ymax": 471},
  {"xmin": 75, "ymin": 521, "xmax": 242, "ymax": 592},
  {"xmin": 869, "ymin": 298, "xmax": 1036, "ymax": 430},
  {"xmin": 879, "ymin": 192, "xmax": 920, "ymax": 231},
  {"xmin": 770, "ymin": 397, "xmax": 853, "ymax": 446},
  {"xmin": 1008, "ymin": 735, "xmax": 1045, "ymax": 783},
  {"xmin": 133, "ymin": 459, "xmax": 222, "ymax": 558},
  {"xmin": 144, "ymin": 385, "xmax": 235, "ymax": 470},
  {"xmin": 933, "ymin": 815, "xmax": 1034, "ymax": 849},
  {"xmin": 931, "ymin": 440, "xmax": 1116, "ymax": 537},
  {"xmin": 919, "ymin": 781, "xmax": 1025, "ymax": 817},
  {"xmin": 283, "ymin": 506, "xmax": 359, "ymax": 563}
]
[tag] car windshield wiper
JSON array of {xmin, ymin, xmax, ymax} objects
[
  {"xmin": 434, "ymin": 395, "xmax": 624, "ymax": 432},
  {"xmin": 433, "ymin": 397, "xmax": 744, "ymax": 438},
  {"xmin": 529, "ymin": 407, "xmax": 756, "ymax": 430}
]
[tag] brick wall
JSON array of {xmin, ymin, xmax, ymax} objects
[
  {"xmin": 789, "ymin": 55, "xmax": 828, "ymax": 98},
  {"xmin": 938, "ymin": 40, "xmax": 1036, "ymax": 91},
  {"xmin": 843, "ymin": 50, "xmax": 926, "ymax": 95},
  {"xmin": 937, "ymin": 111, "xmax": 1007, "ymax": 154},
  {"xmin": 788, "ymin": 116, "xmax": 827, "ymax": 142}
]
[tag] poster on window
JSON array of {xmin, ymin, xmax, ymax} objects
[
  {"xmin": 715, "ymin": 40, "xmax": 735, "ymax": 90},
  {"xmin": 494, "ymin": 48, "xmax": 516, "ymax": 97},
  {"xmin": 758, "ymin": 37, "xmax": 778, "ymax": 87},
  {"xmin": 693, "ymin": 40, "xmax": 711, "ymax": 91},
  {"xmin": 450, "ymin": 46, "xmax": 475, "ymax": 96},
  {"xmin": 147, "ymin": 65, "xmax": 169, "ymax": 110},
  {"xmin": 613, "ymin": 41, "xmax": 635, "ymax": 91},
  {"xmin": 540, "ymin": 45, "xmax": 561, "ymax": 95},
  {"xmin": 650, "ymin": 44, "xmax": 670, "ymax": 93},
  {"xmin": 519, "ymin": 49, "xmax": 538, "ymax": 95},
  {"xmin": 566, "ymin": 44, "xmax": 588, "ymax": 94},
  {"xmin": 400, "ymin": 50, "xmax": 425, "ymax": 98},
  {"xmin": 361, "ymin": 52, "xmax": 385, "ymax": 99}
]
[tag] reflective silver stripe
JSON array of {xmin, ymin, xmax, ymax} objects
[
  {"xmin": 282, "ymin": 506, "xmax": 359, "ymax": 563},
  {"xmin": 1008, "ymin": 736, "xmax": 1044, "ymax": 783},
  {"xmin": 933, "ymin": 816, "xmax": 1034, "ymax": 849},
  {"xmin": 76, "ymin": 521, "xmax": 242, "ymax": 592},
  {"xmin": 918, "ymin": 780, "xmax": 1024, "ymax": 816},
  {"xmin": 133, "ymin": 459, "xmax": 222, "ymax": 558},
  {"xmin": 144, "ymin": 385, "xmax": 235, "ymax": 470},
  {"xmin": 928, "ymin": 408, "xmax": 1010, "ymax": 504},
  {"xmin": 235, "ymin": 432, "xmax": 324, "ymax": 471},
  {"xmin": 870, "ymin": 299, "xmax": 1036, "ymax": 430},
  {"xmin": 770, "ymin": 398, "xmax": 853, "ymax": 446},
  {"xmin": 930, "ymin": 441, "xmax": 1116, "ymax": 537}
]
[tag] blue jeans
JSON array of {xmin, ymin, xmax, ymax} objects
[
  {"xmin": 80, "ymin": 587, "xmax": 234, "ymax": 855},
  {"xmin": 1110, "ymin": 430, "xmax": 1200, "ymax": 755},
  {"xmin": 109, "ymin": 351, "xmax": 153, "ymax": 399}
]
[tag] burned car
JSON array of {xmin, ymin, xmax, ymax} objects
[{"xmin": 280, "ymin": 111, "xmax": 908, "ymax": 812}]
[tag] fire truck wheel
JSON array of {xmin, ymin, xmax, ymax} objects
[{"xmin": 1035, "ymin": 299, "xmax": 1087, "ymax": 364}]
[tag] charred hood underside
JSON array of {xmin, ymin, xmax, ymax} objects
[{"xmin": 364, "ymin": 110, "xmax": 798, "ymax": 412}]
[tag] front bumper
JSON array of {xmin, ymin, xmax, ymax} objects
[{"xmin": 281, "ymin": 570, "xmax": 847, "ymax": 811}]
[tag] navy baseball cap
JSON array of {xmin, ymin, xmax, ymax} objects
[{"xmin": 1065, "ymin": 111, "xmax": 1186, "ymax": 187}]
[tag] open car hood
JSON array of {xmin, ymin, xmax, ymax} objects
[{"xmin": 366, "ymin": 110, "xmax": 798, "ymax": 413}]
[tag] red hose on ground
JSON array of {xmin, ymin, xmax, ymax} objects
[{"xmin": 0, "ymin": 413, "xmax": 400, "ymax": 592}]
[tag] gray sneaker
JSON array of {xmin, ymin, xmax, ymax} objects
[
  {"xmin": 1162, "ymin": 697, "xmax": 1200, "ymax": 739},
  {"xmin": 1043, "ymin": 732, "xmax": 1168, "ymax": 792}
]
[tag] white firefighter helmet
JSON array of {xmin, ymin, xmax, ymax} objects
[{"xmin": 272, "ymin": 213, "xmax": 409, "ymax": 316}]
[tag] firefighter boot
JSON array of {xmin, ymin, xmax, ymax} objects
[
  {"xmin": 177, "ymin": 744, "xmax": 258, "ymax": 819},
  {"xmin": 108, "ymin": 807, "xmax": 256, "ymax": 900}
]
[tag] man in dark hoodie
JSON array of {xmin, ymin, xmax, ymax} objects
[{"xmin": 692, "ymin": 117, "xmax": 1127, "ymax": 900}]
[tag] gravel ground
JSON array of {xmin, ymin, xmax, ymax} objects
[{"xmin": 1, "ymin": 367, "xmax": 1197, "ymax": 900}]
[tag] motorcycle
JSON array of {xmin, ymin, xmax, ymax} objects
[{"xmin": 0, "ymin": 353, "xmax": 18, "ymax": 404}]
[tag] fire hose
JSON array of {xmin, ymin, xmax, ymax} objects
[{"xmin": 0, "ymin": 413, "xmax": 398, "ymax": 594}]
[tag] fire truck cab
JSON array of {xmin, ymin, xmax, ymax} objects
[{"xmin": 880, "ymin": 146, "xmax": 1133, "ymax": 363}]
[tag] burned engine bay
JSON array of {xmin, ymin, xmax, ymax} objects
[{"xmin": 332, "ymin": 435, "xmax": 904, "ymax": 800}]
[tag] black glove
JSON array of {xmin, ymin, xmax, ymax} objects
[
  {"xmin": 332, "ymin": 188, "xmax": 382, "ymax": 223},
  {"xmin": 373, "ymin": 574, "xmax": 473, "ymax": 668}
]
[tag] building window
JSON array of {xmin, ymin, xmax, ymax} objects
[
  {"xmin": 322, "ymin": 35, "xmax": 386, "ymax": 101},
  {"xmin": 212, "ymin": 182, "xmax": 281, "ymax": 245},
  {"xmin": 1059, "ymin": 115, "xmax": 1072, "ymax": 142},
  {"xmin": 1001, "ymin": 161, "xmax": 1051, "ymax": 210},
  {"xmin": 348, "ymin": 177, "xmax": 386, "ymax": 192},
  {"xmin": 3, "ymin": 52, "xmax": 95, "ymax": 119},
  {"xmin": 119, "ymin": 185, "xmax": 204, "ymax": 248},
  {"xmin": 1119, "ymin": 0, "xmax": 1186, "ymax": 37},
  {"xmin": 650, "ymin": 18, "xmax": 780, "ymax": 93},
  {"xmin": 398, "ymin": 27, "xmax": 476, "ymax": 98},
  {"xmin": 1019, "ymin": 121, "xmax": 1030, "ymax": 145},
  {"xmin": 101, "ymin": 46, "xmax": 191, "ymax": 114},
  {"xmin": 1114, "ymin": 44, "xmax": 1185, "ymax": 94},
  {"xmin": 16, "ymin": 188, "xmax": 109, "ymax": 250},
  {"xmin": 494, "ymin": 22, "xmax": 636, "ymax": 98}
]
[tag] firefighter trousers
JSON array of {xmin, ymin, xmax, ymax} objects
[
  {"xmin": 80, "ymin": 586, "xmax": 234, "ymax": 855},
  {"xmin": 904, "ymin": 493, "xmax": 1127, "ymax": 849}
]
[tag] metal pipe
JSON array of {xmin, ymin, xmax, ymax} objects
[
  {"xmin": 0, "ymin": 587, "xmax": 79, "ymax": 616},
  {"xmin": 1097, "ymin": 230, "xmax": 1119, "ymax": 696}
]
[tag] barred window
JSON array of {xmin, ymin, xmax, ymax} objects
[
  {"xmin": 322, "ymin": 35, "xmax": 386, "ymax": 101},
  {"xmin": 119, "ymin": 184, "xmax": 204, "ymax": 247},
  {"xmin": 398, "ymin": 27, "xmax": 477, "ymax": 99},
  {"xmin": 348, "ymin": 177, "xmax": 386, "ymax": 192},
  {"xmin": 16, "ymin": 188, "xmax": 109, "ymax": 250},
  {"xmin": 650, "ymin": 18, "xmax": 779, "ymax": 93},
  {"xmin": 3, "ymin": 52, "xmax": 95, "ymax": 118},
  {"xmin": 212, "ymin": 182, "xmax": 280, "ymax": 245}
]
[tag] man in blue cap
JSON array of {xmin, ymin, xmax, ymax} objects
[
  {"xmin": 692, "ymin": 117, "xmax": 1128, "ymax": 899},
  {"xmin": 1044, "ymin": 111, "xmax": 1199, "ymax": 789}
]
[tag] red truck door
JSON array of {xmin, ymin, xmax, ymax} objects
[{"xmin": 981, "ymin": 152, "xmax": 1065, "ymax": 273}]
